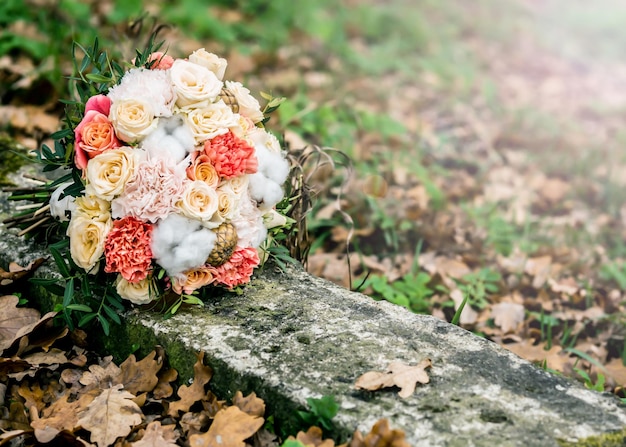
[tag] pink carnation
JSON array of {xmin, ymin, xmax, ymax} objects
[
  {"xmin": 74, "ymin": 110, "xmax": 122, "ymax": 170},
  {"xmin": 104, "ymin": 216, "xmax": 153, "ymax": 283},
  {"xmin": 212, "ymin": 246, "xmax": 260, "ymax": 288},
  {"xmin": 203, "ymin": 131, "xmax": 258, "ymax": 179},
  {"xmin": 111, "ymin": 158, "xmax": 186, "ymax": 223}
]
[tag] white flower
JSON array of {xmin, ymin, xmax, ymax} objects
[
  {"xmin": 225, "ymin": 81, "xmax": 264, "ymax": 123},
  {"xmin": 141, "ymin": 116, "xmax": 195, "ymax": 164},
  {"xmin": 151, "ymin": 214, "xmax": 217, "ymax": 277},
  {"xmin": 218, "ymin": 175, "xmax": 249, "ymax": 197},
  {"xmin": 67, "ymin": 213, "xmax": 112, "ymax": 273},
  {"xmin": 188, "ymin": 49, "xmax": 227, "ymax": 80},
  {"xmin": 170, "ymin": 59, "xmax": 223, "ymax": 110},
  {"xmin": 85, "ymin": 147, "xmax": 144, "ymax": 201},
  {"xmin": 107, "ymin": 68, "xmax": 175, "ymax": 117},
  {"xmin": 185, "ymin": 101, "xmax": 239, "ymax": 144},
  {"xmin": 177, "ymin": 180, "xmax": 220, "ymax": 224},
  {"xmin": 231, "ymin": 190, "xmax": 267, "ymax": 248},
  {"xmin": 248, "ymin": 172, "xmax": 285, "ymax": 211},
  {"xmin": 115, "ymin": 275, "xmax": 154, "ymax": 305},
  {"xmin": 74, "ymin": 195, "xmax": 111, "ymax": 222},
  {"xmin": 109, "ymin": 98, "xmax": 158, "ymax": 143},
  {"xmin": 49, "ymin": 181, "xmax": 77, "ymax": 222}
]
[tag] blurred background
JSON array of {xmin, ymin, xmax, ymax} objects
[{"xmin": 2, "ymin": 0, "xmax": 626, "ymax": 397}]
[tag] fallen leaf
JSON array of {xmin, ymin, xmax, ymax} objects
[
  {"xmin": 167, "ymin": 352, "xmax": 213, "ymax": 417},
  {"xmin": 131, "ymin": 421, "xmax": 179, "ymax": 446},
  {"xmin": 349, "ymin": 418, "xmax": 410, "ymax": 447},
  {"xmin": 491, "ymin": 302, "xmax": 525, "ymax": 334},
  {"xmin": 77, "ymin": 384, "xmax": 143, "ymax": 447},
  {"xmin": 291, "ymin": 426, "xmax": 335, "ymax": 447},
  {"xmin": 31, "ymin": 390, "xmax": 99, "ymax": 441},
  {"xmin": 354, "ymin": 359, "xmax": 432, "ymax": 398},
  {"xmin": 153, "ymin": 367, "xmax": 178, "ymax": 400},
  {"xmin": 79, "ymin": 357, "xmax": 122, "ymax": 389},
  {"xmin": 116, "ymin": 350, "xmax": 161, "ymax": 395},
  {"xmin": 0, "ymin": 296, "xmax": 40, "ymax": 352},
  {"xmin": 232, "ymin": 391, "xmax": 265, "ymax": 418},
  {"xmin": 187, "ymin": 406, "xmax": 264, "ymax": 447}
]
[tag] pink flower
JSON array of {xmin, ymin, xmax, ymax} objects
[
  {"xmin": 186, "ymin": 153, "xmax": 220, "ymax": 188},
  {"xmin": 203, "ymin": 131, "xmax": 258, "ymax": 179},
  {"xmin": 111, "ymin": 158, "xmax": 186, "ymax": 223},
  {"xmin": 132, "ymin": 52, "xmax": 175, "ymax": 70},
  {"xmin": 85, "ymin": 94, "xmax": 111, "ymax": 115},
  {"xmin": 171, "ymin": 265, "xmax": 217, "ymax": 295},
  {"xmin": 212, "ymin": 246, "xmax": 259, "ymax": 288},
  {"xmin": 104, "ymin": 216, "xmax": 153, "ymax": 283},
  {"xmin": 74, "ymin": 109, "xmax": 122, "ymax": 171}
]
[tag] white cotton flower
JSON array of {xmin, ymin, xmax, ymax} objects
[
  {"xmin": 231, "ymin": 190, "xmax": 267, "ymax": 248},
  {"xmin": 141, "ymin": 116, "xmax": 196, "ymax": 164},
  {"xmin": 254, "ymin": 141, "xmax": 290, "ymax": 185},
  {"xmin": 151, "ymin": 214, "xmax": 217, "ymax": 277},
  {"xmin": 49, "ymin": 181, "xmax": 77, "ymax": 222},
  {"xmin": 248, "ymin": 172, "xmax": 285, "ymax": 212},
  {"xmin": 107, "ymin": 68, "xmax": 175, "ymax": 117}
]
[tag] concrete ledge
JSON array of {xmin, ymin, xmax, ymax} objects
[{"xmin": 1, "ymin": 229, "xmax": 626, "ymax": 446}]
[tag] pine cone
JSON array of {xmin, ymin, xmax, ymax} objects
[
  {"xmin": 218, "ymin": 87, "xmax": 239, "ymax": 113},
  {"xmin": 207, "ymin": 222, "xmax": 238, "ymax": 267}
]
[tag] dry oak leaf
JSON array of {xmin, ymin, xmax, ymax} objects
[
  {"xmin": 153, "ymin": 367, "xmax": 178, "ymax": 400},
  {"xmin": 290, "ymin": 426, "xmax": 335, "ymax": 447},
  {"xmin": 0, "ymin": 258, "xmax": 46, "ymax": 286},
  {"xmin": 491, "ymin": 302, "xmax": 525, "ymax": 334},
  {"xmin": 116, "ymin": 350, "xmax": 161, "ymax": 395},
  {"xmin": 0, "ymin": 295, "xmax": 40, "ymax": 352},
  {"xmin": 79, "ymin": 357, "xmax": 122, "ymax": 389},
  {"xmin": 355, "ymin": 359, "xmax": 432, "ymax": 398},
  {"xmin": 30, "ymin": 390, "xmax": 98, "ymax": 442},
  {"xmin": 77, "ymin": 384, "xmax": 143, "ymax": 447},
  {"xmin": 131, "ymin": 421, "xmax": 179, "ymax": 446},
  {"xmin": 168, "ymin": 352, "xmax": 213, "ymax": 417},
  {"xmin": 188, "ymin": 406, "xmax": 264, "ymax": 447},
  {"xmin": 232, "ymin": 391, "xmax": 265, "ymax": 418},
  {"xmin": 348, "ymin": 418, "xmax": 410, "ymax": 447}
]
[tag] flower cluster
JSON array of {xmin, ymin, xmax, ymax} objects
[{"xmin": 50, "ymin": 49, "xmax": 290, "ymax": 305}]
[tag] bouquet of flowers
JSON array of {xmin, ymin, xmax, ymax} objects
[{"xmin": 5, "ymin": 39, "xmax": 294, "ymax": 328}]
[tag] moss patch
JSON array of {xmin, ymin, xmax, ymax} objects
[{"xmin": 558, "ymin": 428, "xmax": 626, "ymax": 447}]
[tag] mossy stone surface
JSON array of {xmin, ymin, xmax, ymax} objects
[{"xmin": 2, "ymin": 187, "xmax": 626, "ymax": 446}]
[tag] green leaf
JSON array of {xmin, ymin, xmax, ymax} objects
[
  {"xmin": 102, "ymin": 304, "xmax": 121, "ymax": 324},
  {"xmin": 63, "ymin": 277, "xmax": 75, "ymax": 308},
  {"xmin": 85, "ymin": 73, "xmax": 113, "ymax": 83},
  {"xmin": 66, "ymin": 304, "xmax": 92, "ymax": 312},
  {"xmin": 78, "ymin": 313, "xmax": 97, "ymax": 327},
  {"xmin": 97, "ymin": 313, "xmax": 110, "ymax": 336},
  {"xmin": 49, "ymin": 246, "xmax": 70, "ymax": 277}
]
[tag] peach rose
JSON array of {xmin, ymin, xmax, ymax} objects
[
  {"xmin": 74, "ymin": 110, "xmax": 122, "ymax": 170},
  {"xmin": 172, "ymin": 266, "xmax": 217, "ymax": 295},
  {"xmin": 186, "ymin": 154, "xmax": 219, "ymax": 188}
]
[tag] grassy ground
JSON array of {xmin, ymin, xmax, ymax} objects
[{"xmin": 2, "ymin": 0, "xmax": 626, "ymax": 399}]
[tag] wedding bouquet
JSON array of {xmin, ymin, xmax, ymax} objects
[{"xmin": 7, "ymin": 41, "xmax": 293, "ymax": 325}]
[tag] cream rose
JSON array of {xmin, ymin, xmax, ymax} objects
[
  {"xmin": 219, "ymin": 175, "xmax": 249, "ymax": 197},
  {"xmin": 185, "ymin": 101, "xmax": 239, "ymax": 143},
  {"xmin": 177, "ymin": 180, "xmax": 219, "ymax": 224},
  {"xmin": 85, "ymin": 147, "xmax": 144, "ymax": 201},
  {"xmin": 172, "ymin": 267, "xmax": 216, "ymax": 295},
  {"xmin": 109, "ymin": 99, "xmax": 158, "ymax": 143},
  {"xmin": 170, "ymin": 59, "xmax": 223, "ymax": 110},
  {"xmin": 188, "ymin": 49, "xmax": 227, "ymax": 80},
  {"xmin": 247, "ymin": 126, "xmax": 282, "ymax": 154},
  {"xmin": 214, "ymin": 189, "xmax": 239, "ymax": 221},
  {"xmin": 74, "ymin": 195, "xmax": 111, "ymax": 222},
  {"xmin": 115, "ymin": 275, "xmax": 154, "ymax": 305},
  {"xmin": 225, "ymin": 81, "xmax": 264, "ymax": 123},
  {"xmin": 67, "ymin": 214, "xmax": 112, "ymax": 273}
]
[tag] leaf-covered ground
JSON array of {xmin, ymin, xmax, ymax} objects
[{"xmin": 1, "ymin": 0, "xmax": 626, "ymax": 434}]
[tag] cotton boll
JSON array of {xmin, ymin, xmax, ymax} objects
[
  {"xmin": 152, "ymin": 214, "xmax": 217, "ymax": 276},
  {"xmin": 49, "ymin": 181, "xmax": 77, "ymax": 222},
  {"xmin": 141, "ymin": 116, "xmax": 196, "ymax": 164},
  {"xmin": 254, "ymin": 143, "xmax": 290, "ymax": 185},
  {"xmin": 248, "ymin": 172, "xmax": 284, "ymax": 211}
]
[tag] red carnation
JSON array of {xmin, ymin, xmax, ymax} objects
[{"xmin": 203, "ymin": 131, "xmax": 258, "ymax": 179}]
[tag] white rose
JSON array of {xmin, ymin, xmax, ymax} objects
[
  {"xmin": 74, "ymin": 195, "xmax": 111, "ymax": 222},
  {"xmin": 85, "ymin": 147, "xmax": 144, "ymax": 201},
  {"xmin": 109, "ymin": 98, "xmax": 158, "ymax": 143},
  {"xmin": 177, "ymin": 180, "xmax": 220, "ymax": 225},
  {"xmin": 185, "ymin": 101, "xmax": 239, "ymax": 144},
  {"xmin": 225, "ymin": 81, "xmax": 264, "ymax": 123},
  {"xmin": 215, "ymin": 189, "xmax": 239, "ymax": 221},
  {"xmin": 67, "ymin": 213, "xmax": 112, "ymax": 273},
  {"xmin": 170, "ymin": 59, "xmax": 223, "ymax": 110},
  {"xmin": 188, "ymin": 49, "xmax": 227, "ymax": 80},
  {"xmin": 219, "ymin": 175, "xmax": 249, "ymax": 197},
  {"xmin": 115, "ymin": 275, "xmax": 154, "ymax": 305}
]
